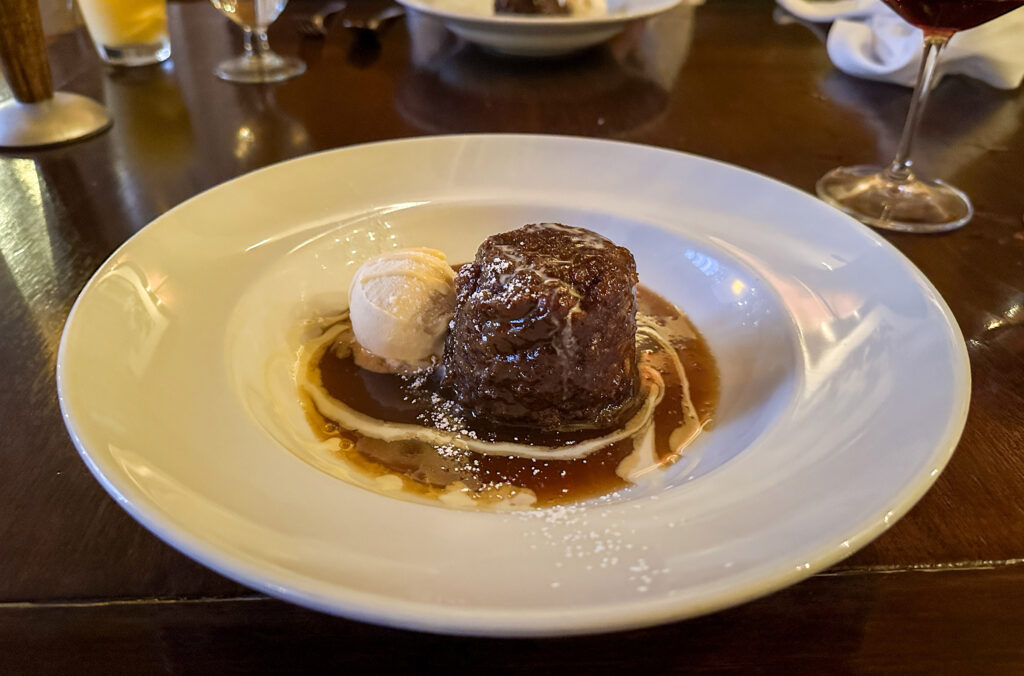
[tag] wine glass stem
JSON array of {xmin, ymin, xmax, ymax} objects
[
  {"xmin": 242, "ymin": 28, "xmax": 272, "ymax": 60},
  {"xmin": 254, "ymin": 29, "xmax": 272, "ymax": 57},
  {"xmin": 242, "ymin": 28, "xmax": 255, "ymax": 58},
  {"xmin": 884, "ymin": 35, "xmax": 949, "ymax": 183}
]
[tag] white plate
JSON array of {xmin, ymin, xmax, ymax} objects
[
  {"xmin": 398, "ymin": 0, "xmax": 684, "ymax": 56},
  {"xmin": 58, "ymin": 135, "xmax": 969, "ymax": 637}
]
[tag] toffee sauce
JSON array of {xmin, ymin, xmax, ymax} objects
[{"xmin": 303, "ymin": 286, "xmax": 719, "ymax": 507}]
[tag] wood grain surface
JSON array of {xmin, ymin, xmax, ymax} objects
[
  {"xmin": 4, "ymin": 567, "xmax": 1024, "ymax": 674},
  {"xmin": 1, "ymin": 0, "xmax": 1023, "ymax": 671},
  {"xmin": 0, "ymin": 0, "xmax": 54, "ymax": 102}
]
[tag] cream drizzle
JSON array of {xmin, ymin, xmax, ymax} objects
[{"xmin": 296, "ymin": 313, "xmax": 703, "ymax": 474}]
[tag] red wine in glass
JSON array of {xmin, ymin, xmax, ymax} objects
[
  {"xmin": 816, "ymin": 0, "xmax": 1024, "ymax": 232},
  {"xmin": 885, "ymin": 0, "xmax": 1024, "ymax": 35}
]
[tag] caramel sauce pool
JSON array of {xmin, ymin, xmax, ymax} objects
[{"xmin": 303, "ymin": 286, "xmax": 719, "ymax": 507}]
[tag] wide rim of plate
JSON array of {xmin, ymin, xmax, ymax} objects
[
  {"xmin": 57, "ymin": 134, "xmax": 970, "ymax": 636},
  {"xmin": 396, "ymin": 0, "xmax": 683, "ymax": 27}
]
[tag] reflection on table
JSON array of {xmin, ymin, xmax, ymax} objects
[{"xmin": 399, "ymin": 4, "xmax": 694, "ymax": 135}]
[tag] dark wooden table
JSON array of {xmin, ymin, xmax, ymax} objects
[{"xmin": 2, "ymin": 0, "xmax": 1023, "ymax": 671}]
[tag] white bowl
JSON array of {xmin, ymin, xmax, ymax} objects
[
  {"xmin": 58, "ymin": 135, "xmax": 969, "ymax": 636},
  {"xmin": 398, "ymin": 0, "xmax": 685, "ymax": 56}
]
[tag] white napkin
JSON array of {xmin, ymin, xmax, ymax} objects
[{"xmin": 776, "ymin": 0, "xmax": 1024, "ymax": 89}]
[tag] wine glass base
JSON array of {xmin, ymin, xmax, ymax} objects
[
  {"xmin": 214, "ymin": 52, "xmax": 306, "ymax": 84},
  {"xmin": 816, "ymin": 165, "xmax": 973, "ymax": 234}
]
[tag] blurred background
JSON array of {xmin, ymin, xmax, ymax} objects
[{"xmin": 39, "ymin": 0, "xmax": 81, "ymax": 35}]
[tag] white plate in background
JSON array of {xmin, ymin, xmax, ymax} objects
[{"xmin": 398, "ymin": 0, "xmax": 686, "ymax": 56}]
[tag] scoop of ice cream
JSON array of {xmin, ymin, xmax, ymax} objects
[{"xmin": 348, "ymin": 248, "xmax": 456, "ymax": 373}]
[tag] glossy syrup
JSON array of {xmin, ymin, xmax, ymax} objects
[{"xmin": 303, "ymin": 286, "xmax": 719, "ymax": 507}]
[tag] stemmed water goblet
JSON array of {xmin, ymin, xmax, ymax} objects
[
  {"xmin": 816, "ymin": 0, "xmax": 1023, "ymax": 233},
  {"xmin": 209, "ymin": 0, "xmax": 306, "ymax": 83}
]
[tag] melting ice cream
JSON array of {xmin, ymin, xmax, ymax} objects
[{"xmin": 347, "ymin": 247, "xmax": 456, "ymax": 374}]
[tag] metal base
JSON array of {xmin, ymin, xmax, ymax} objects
[{"xmin": 0, "ymin": 92, "xmax": 112, "ymax": 149}]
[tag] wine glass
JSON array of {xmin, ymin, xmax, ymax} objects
[
  {"xmin": 209, "ymin": 0, "xmax": 306, "ymax": 83},
  {"xmin": 816, "ymin": 0, "xmax": 1024, "ymax": 233}
]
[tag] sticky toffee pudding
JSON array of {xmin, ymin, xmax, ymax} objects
[{"xmin": 296, "ymin": 224, "xmax": 719, "ymax": 509}]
